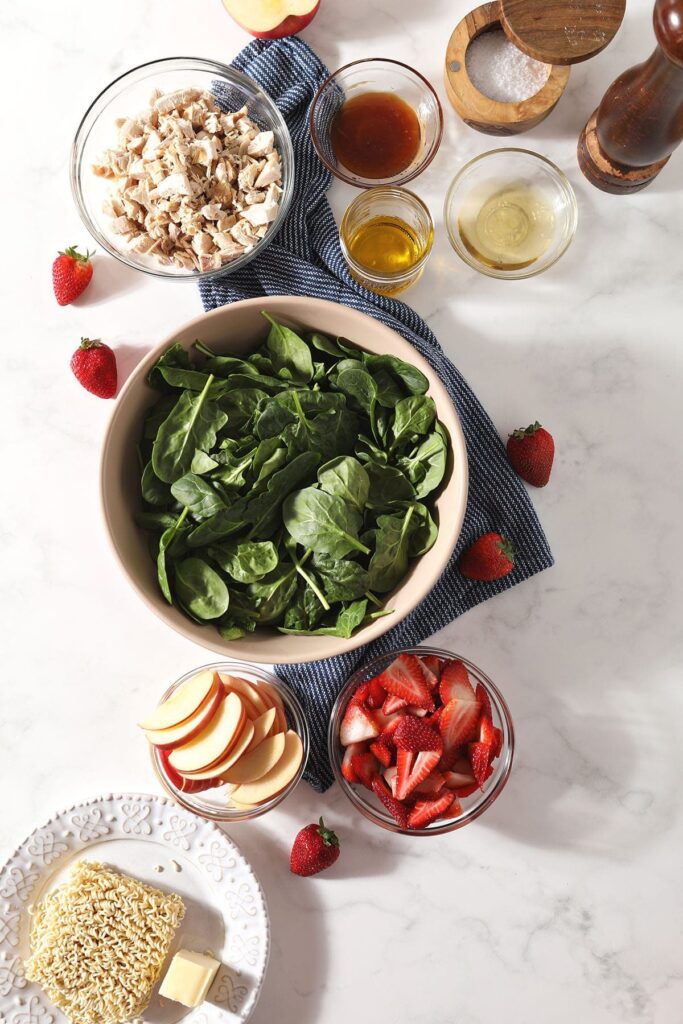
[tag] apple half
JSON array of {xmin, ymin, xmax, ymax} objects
[{"xmin": 222, "ymin": 0, "xmax": 320, "ymax": 39}]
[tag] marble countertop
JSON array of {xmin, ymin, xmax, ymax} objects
[{"xmin": 2, "ymin": 1, "xmax": 682, "ymax": 1021}]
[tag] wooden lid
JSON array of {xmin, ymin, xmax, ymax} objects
[{"xmin": 500, "ymin": 0, "xmax": 626, "ymax": 65}]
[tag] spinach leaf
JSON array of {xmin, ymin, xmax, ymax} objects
[
  {"xmin": 334, "ymin": 365, "xmax": 378, "ymax": 423},
  {"xmin": 279, "ymin": 599, "xmax": 368, "ymax": 638},
  {"xmin": 313, "ymin": 554, "xmax": 370, "ymax": 602},
  {"xmin": 318, "ymin": 456, "xmax": 370, "ymax": 514},
  {"xmin": 263, "ymin": 313, "xmax": 314, "ymax": 382},
  {"xmin": 309, "ymin": 331, "xmax": 348, "ymax": 359},
  {"xmin": 157, "ymin": 509, "xmax": 189, "ymax": 604},
  {"xmin": 363, "ymin": 353, "xmax": 429, "ymax": 395},
  {"xmin": 390, "ymin": 396, "xmax": 437, "ymax": 450},
  {"xmin": 365, "ymin": 462, "xmax": 416, "ymax": 506},
  {"xmin": 283, "ymin": 487, "xmax": 370, "ymax": 558},
  {"xmin": 152, "ymin": 375, "xmax": 226, "ymax": 483},
  {"xmin": 191, "ymin": 449, "xmax": 219, "ymax": 475},
  {"xmin": 368, "ymin": 506, "xmax": 416, "ymax": 593},
  {"xmin": 174, "ymin": 557, "xmax": 229, "ymax": 620},
  {"xmin": 148, "ymin": 343, "xmax": 191, "ymax": 389},
  {"xmin": 136, "ymin": 510, "xmax": 179, "ymax": 531},
  {"xmin": 397, "ymin": 424, "xmax": 448, "ymax": 498},
  {"xmin": 171, "ymin": 473, "xmax": 225, "ymax": 520},
  {"xmin": 144, "ymin": 394, "xmax": 178, "ymax": 440},
  {"xmin": 247, "ymin": 564, "xmax": 298, "ymax": 624},
  {"xmin": 283, "ymin": 585, "xmax": 326, "ymax": 631},
  {"xmin": 141, "ymin": 461, "xmax": 172, "ymax": 506},
  {"xmin": 217, "ymin": 388, "xmax": 269, "ymax": 432},
  {"xmin": 209, "ymin": 540, "xmax": 278, "ymax": 583},
  {"xmin": 245, "ymin": 451, "xmax": 321, "ymax": 539}
]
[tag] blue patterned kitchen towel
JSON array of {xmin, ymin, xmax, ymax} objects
[{"xmin": 200, "ymin": 37, "xmax": 554, "ymax": 791}]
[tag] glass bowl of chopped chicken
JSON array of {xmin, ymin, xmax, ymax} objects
[{"xmin": 71, "ymin": 58, "xmax": 294, "ymax": 280}]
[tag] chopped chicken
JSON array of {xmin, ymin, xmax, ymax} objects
[{"xmin": 93, "ymin": 88, "xmax": 282, "ymax": 273}]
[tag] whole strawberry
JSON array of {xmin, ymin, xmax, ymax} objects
[
  {"xmin": 70, "ymin": 338, "xmax": 117, "ymax": 398},
  {"xmin": 53, "ymin": 246, "xmax": 94, "ymax": 305},
  {"xmin": 290, "ymin": 817, "xmax": 340, "ymax": 877},
  {"xmin": 459, "ymin": 532, "xmax": 515, "ymax": 581},
  {"xmin": 507, "ymin": 421, "xmax": 554, "ymax": 487}
]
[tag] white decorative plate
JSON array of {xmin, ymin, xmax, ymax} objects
[{"xmin": 0, "ymin": 793, "xmax": 269, "ymax": 1024}]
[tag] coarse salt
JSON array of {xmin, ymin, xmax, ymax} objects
[{"xmin": 466, "ymin": 29, "xmax": 550, "ymax": 103}]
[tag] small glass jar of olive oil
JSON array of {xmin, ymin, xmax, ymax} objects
[{"xmin": 340, "ymin": 187, "xmax": 434, "ymax": 296}]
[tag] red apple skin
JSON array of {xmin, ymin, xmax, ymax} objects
[
  {"xmin": 159, "ymin": 750, "xmax": 220, "ymax": 794},
  {"xmin": 150, "ymin": 685, "xmax": 224, "ymax": 750},
  {"xmin": 223, "ymin": 1, "xmax": 320, "ymax": 38}
]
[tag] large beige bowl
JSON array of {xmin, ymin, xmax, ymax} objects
[{"xmin": 100, "ymin": 296, "xmax": 468, "ymax": 664}]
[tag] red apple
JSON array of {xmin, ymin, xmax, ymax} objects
[{"xmin": 222, "ymin": 0, "xmax": 320, "ymax": 38}]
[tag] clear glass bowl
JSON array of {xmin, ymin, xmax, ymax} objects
[
  {"xmin": 310, "ymin": 58, "xmax": 443, "ymax": 188},
  {"xmin": 328, "ymin": 646, "xmax": 514, "ymax": 836},
  {"xmin": 444, "ymin": 148, "xmax": 578, "ymax": 280},
  {"xmin": 71, "ymin": 57, "xmax": 294, "ymax": 281},
  {"xmin": 150, "ymin": 662, "xmax": 309, "ymax": 821},
  {"xmin": 339, "ymin": 187, "xmax": 434, "ymax": 296}
]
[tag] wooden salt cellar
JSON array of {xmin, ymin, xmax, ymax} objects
[
  {"xmin": 578, "ymin": 0, "xmax": 683, "ymax": 193},
  {"xmin": 445, "ymin": 0, "xmax": 626, "ymax": 135}
]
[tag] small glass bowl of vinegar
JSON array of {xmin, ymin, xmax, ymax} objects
[
  {"xmin": 340, "ymin": 187, "xmax": 434, "ymax": 296},
  {"xmin": 310, "ymin": 58, "xmax": 443, "ymax": 188},
  {"xmin": 444, "ymin": 148, "xmax": 578, "ymax": 280}
]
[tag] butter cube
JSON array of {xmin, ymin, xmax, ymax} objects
[{"xmin": 159, "ymin": 949, "xmax": 220, "ymax": 1007}]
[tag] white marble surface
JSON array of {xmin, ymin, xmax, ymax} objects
[{"xmin": 1, "ymin": 1, "xmax": 682, "ymax": 1022}]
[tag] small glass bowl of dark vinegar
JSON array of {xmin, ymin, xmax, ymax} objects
[{"xmin": 310, "ymin": 58, "xmax": 443, "ymax": 188}]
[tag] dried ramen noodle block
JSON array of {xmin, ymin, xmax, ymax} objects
[{"xmin": 24, "ymin": 860, "xmax": 185, "ymax": 1024}]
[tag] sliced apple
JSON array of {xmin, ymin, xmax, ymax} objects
[
  {"xmin": 258, "ymin": 681, "xmax": 288, "ymax": 734},
  {"xmin": 138, "ymin": 670, "xmax": 218, "ymax": 732},
  {"xmin": 230, "ymin": 730, "xmax": 304, "ymax": 804},
  {"xmin": 221, "ymin": 732, "xmax": 286, "ymax": 785},
  {"xmin": 145, "ymin": 684, "xmax": 224, "ymax": 749},
  {"xmin": 221, "ymin": 674, "xmax": 268, "ymax": 715},
  {"xmin": 180, "ymin": 718, "xmax": 256, "ymax": 780},
  {"xmin": 169, "ymin": 692, "xmax": 245, "ymax": 773},
  {"xmin": 222, "ymin": 0, "xmax": 320, "ymax": 39},
  {"xmin": 244, "ymin": 708, "xmax": 277, "ymax": 752},
  {"xmin": 158, "ymin": 750, "xmax": 219, "ymax": 794}
]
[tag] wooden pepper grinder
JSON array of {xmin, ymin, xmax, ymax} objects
[{"xmin": 578, "ymin": 0, "xmax": 683, "ymax": 192}]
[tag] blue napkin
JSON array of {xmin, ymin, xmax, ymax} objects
[{"xmin": 200, "ymin": 37, "xmax": 553, "ymax": 791}]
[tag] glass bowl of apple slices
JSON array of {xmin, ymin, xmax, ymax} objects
[
  {"xmin": 144, "ymin": 663, "xmax": 309, "ymax": 821},
  {"xmin": 328, "ymin": 647, "xmax": 514, "ymax": 836}
]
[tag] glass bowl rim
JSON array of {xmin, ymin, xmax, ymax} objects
[
  {"xmin": 309, "ymin": 57, "xmax": 444, "ymax": 188},
  {"xmin": 339, "ymin": 186, "xmax": 435, "ymax": 283},
  {"xmin": 443, "ymin": 146, "xmax": 578, "ymax": 280},
  {"xmin": 70, "ymin": 56, "xmax": 295, "ymax": 282},
  {"xmin": 149, "ymin": 660, "xmax": 310, "ymax": 822},
  {"xmin": 328, "ymin": 645, "xmax": 514, "ymax": 836}
]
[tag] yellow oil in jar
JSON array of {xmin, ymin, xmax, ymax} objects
[
  {"xmin": 345, "ymin": 215, "xmax": 430, "ymax": 295},
  {"xmin": 458, "ymin": 184, "xmax": 555, "ymax": 271}
]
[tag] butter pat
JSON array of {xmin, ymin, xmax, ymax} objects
[{"xmin": 159, "ymin": 949, "xmax": 220, "ymax": 1007}]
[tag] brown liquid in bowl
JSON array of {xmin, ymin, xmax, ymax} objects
[{"xmin": 330, "ymin": 91, "xmax": 421, "ymax": 179}]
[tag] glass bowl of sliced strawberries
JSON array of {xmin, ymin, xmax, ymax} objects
[{"xmin": 328, "ymin": 647, "xmax": 514, "ymax": 835}]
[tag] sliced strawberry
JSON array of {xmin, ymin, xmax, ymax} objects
[
  {"xmin": 371, "ymin": 775, "xmax": 409, "ymax": 829},
  {"xmin": 412, "ymin": 770, "xmax": 446, "ymax": 796},
  {"xmin": 379, "ymin": 715, "xmax": 405, "ymax": 747},
  {"xmin": 351, "ymin": 750, "xmax": 380, "ymax": 789},
  {"xmin": 382, "ymin": 693, "xmax": 408, "ymax": 715},
  {"xmin": 351, "ymin": 681, "xmax": 370, "ymax": 705},
  {"xmin": 469, "ymin": 742, "xmax": 494, "ymax": 788},
  {"xmin": 438, "ymin": 744, "xmax": 465, "ymax": 772},
  {"xmin": 475, "ymin": 681, "xmax": 492, "ymax": 719},
  {"xmin": 383, "ymin": 764, "xmax": 398, "ymax": 795},
  {"xmin": 340, "ymin": 702, "xmax": 380, "ymax": 745},
  {"xmin": 366, "ymin": 677, "xmax": 386, "ymax": 709},
  {"xmin": 395, "ymin": 748, "xmax": 441, "ymax": 800},
  {"xmin": 439, "ymin": 659, "xmax": 475, "ymax": 705},
  {"xmin": 407, "ymin": 792, "xmax": 455, "ymax": 829},
  {"xmin": 421, "ymin": 654, "xmax": 443, "ymax": 686},
  {"xmin": 378, "ymin": 653, "xmax": 434, "ymax": 711},
  {"xmin": 491, "ymin": 726, "xmax": 503, "ymax": 761},
  {"xmin": 369, "ymin": 738, "xmax": 393, "ymax": 768},
  {"xmin": 437, "ymin": 796, "xmax": 463, "ymax": 820},
  {"xmin": 439, "ymin": 695, "xmax": 481, "ymax": 752},
  {"xmin": 442, "ymin": 758, "xmax": 476, "ymax": 789},
  {"xmin": 341, "ymin": 742, "xmax": 366, "ymax": 783},
  {"xmin": 394, "ymin": 716, "xmax": 443, "ymax": 753},
  {"xmin": 479, "ymin": 714, "xmax": 497, "ymax": 748},
  {"xmin": 405, "ymin": 705, "xmax": 428, "ymax": 717}
]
